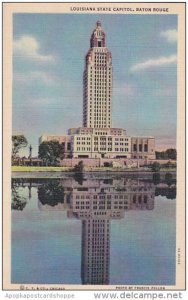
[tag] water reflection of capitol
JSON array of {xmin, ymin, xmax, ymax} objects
[{"xmin": 38, "ymin": 178, "xmax": 155, "ymax": 285}]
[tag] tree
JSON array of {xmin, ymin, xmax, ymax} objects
[
  {"xmin": 11, "ymin": 179, "xmax": 27, "ymax": 210},
  {"xmin": 165, "ymin": 172, "xmax": 173, "ymax": 186},
  {"xmin": 166, "ymin": 149, "xmax": 177, "ymax": 160},
  {"xmin": 12, "ymin": 135, "xmax": 28, "ymax": 159},
  {"xmin": 155, "ymin": 186, "xmax": 176, "ymax": 200},
  {"xmin": 155, "ymin": 148, "xmax": 176, "ymax": 160},
  {"xmin": 151, "ymin": 162, "xmax": 161, "ymax": 172},
  {"xmin": 38, "ymin": 181, "xmax": 65, "ymax": 206},
  {"xmin": 152, "ymin": 173, "xmax": 160, "ymax": 185},
  {"xmin": 73, "ymin": 161, "xmax": 84, "ymax": 173},
  {"xmin": 38, "ymin": 140, "xmax": 65, "ymax": 166}
]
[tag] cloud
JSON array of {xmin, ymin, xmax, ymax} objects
[
  {"xmin": 14, "ymin": 71, "xmax": 59, "ymax": 86},
  {"xmin": 13, "ymin": 35, "xmax": 55, "ymax": 62},
  {"xmin": 160, "ymin": 29, "xmax": 177, "ymax": 43},
  {"xmin": 113, "ymin": 83, "xmax": 136, "ymax": 97},
  {"xmin": 130, "ymin": 55, "xmax": 177, "ymax": 72}
]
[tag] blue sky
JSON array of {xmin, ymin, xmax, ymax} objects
[{"xmin": 13, "ymin": 14, "xmax": 177, "ymax": 156}]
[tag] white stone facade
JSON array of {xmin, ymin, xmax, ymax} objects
[
  {"xmin": 83, "ymin": 21, "xmax": 112, "ymax": 128},
  {"xmin": 39, "ymin": 133, "xmax": 155, "ymax": 159},
  {"xmin": 71, "ymin": 132, "xmax": 131, "ymax": 159}
]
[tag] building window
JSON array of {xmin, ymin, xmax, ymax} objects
[
  {"xmin": 67, "ymin": 143, "xmax": 71, "ymax": 151},
  {"xmin": 139, "ymin": 144, "xmax": 142, "ymax": 152},
  {"xmin": 144, "ymin": 144, "xmax": 148, "ymax": 152},
  {"xmin": 133, "ymin": 144, "xmax": 137, "ymax": 152}
]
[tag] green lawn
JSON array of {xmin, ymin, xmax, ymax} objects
[
  {"xmin": 12, "ymin": 165, "xmax": 176, "ymax": 172},
  {"xmin": 12, "ymin": 166, "xmax": 73, "ymax": 172}
]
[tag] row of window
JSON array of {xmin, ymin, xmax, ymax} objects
[
  {"xmin": 89, "ymin": 99, "xmax": 110, "ymax": 103},
  {"xmin": 87, "ymin": 220, "xmax": 107, "ymax": 223},
  {"xmin": 75, "ymin": 195, "xmax": 129, "ymax": 201},
  {"xmin": 93, "ymin": 68, "xmax": 111, "ymax": 72},
  {"xmin": 88, "ymin": 97, "xmax": 109, "ymax": 103},
  {"xmin": 90, "ymin": 80, "xmax": 111, "ymax": 84},
  {"xmin": 91, "ymin": 113, "xmax": 111, "ymax": 117},
  {"xmin": 88, "ymin": 86, "xmax": 108, "ymax": 90},
  {"xmin": 94, "ymin": 58, "xmax": 107, "ymax": 62},
  {"xmin": 75, "ymin": 204, "xmax": 129, "ymax": 209},
  {"xmin": 77, "ymin": 147, "xmax": 129, "ymax": 152},
  {"xmin": 115, "ymin": 138, "xmax": 129, "ymax": 141},
  {"xmin": 88, "ymin": 77, "xmax": 112, "ymax": 81},
  {"xmin": 93, "ymin": 49, "xmax": 109, "ymax": 54},
  {"xmin": 90, "ymin": 73, "xmax": 109, "ymax": 77},
  {"xmin": 75, "ymin": 195, "xmax": 149, "ymax": 201},
  {"xmin": 88, "ymin": 89, "xmax": 111, "ymax": 96},
  {"xmin": 94, "ymin": 52, "xmax": 107, "ymax": 56},
  {"xmin": 92, "ymin": 119, "xmax": 111, "ymax": 122},
  {"xmin": 89, "ymin": 77, "xmax": 110, "ymax": 81},
  {"xmin": 76, "ymin": 137, "xmax": 91, "ymax": 140},
  {"xmin": 87, "ymin": 246, "xmax": 109, "ymax": 251},
  {"xmin": 115, "ymin": 142, "xmax": 129, "ymax": 146},
  {"xmin": 90, "ymin": 69, "xmax": 111, "ymax": 73},
  {"xmin": 93, "ymin": 125, "xmax": 110, "ymax": 128},
  {"xmin": 76, "ymin": 142, "xmax": 91, "ymax": 145},
  {"xmin": 133, "ymin": 144, "xmax": 148, "ymax": 152},
  {"xmin": 89, "ymin": 96, "xmax": 111, "ymax": 99},
  {"xmin": 90, "ymin": 67, "xmax": 111, "ymax": 71},
  {"xmin": 93, "ymin": 123, "xmax": 111, "ymax": 127},
  {"xmin": 89, "ymin": 100, "xmax": 111, "ymax": 103},
  {"xmin": 94, "ymin": 64, "xmax": 110, "ymax": 67},
  {"xmin": 90, "ymin": 79, "xmax": 111, "ymax": 83},
  {"xmin": 94, "ymin": 132, "xmax": 110, "ymax": 136},
  {"xmin": 92, "ymin": 92, "xmax": 111, "ymax": 95},
  {"xmin": 94, "ymin": 57, "xmax": 107, "ymax": 61},
  {"xmin": 93, "ymin": 114, "xmax": 110, "ymax": 117},
  {"xmin": 79, "ymin": 131, "xmax": 92, "ymax": 134},
  {"xmin": 95, "ymin": 137, "xmax": 112, "ymax": 140},
  {"xmin": 75, "ymin": 204, "xmax": 148, "ymax": 211},
  {"xmin": 91, "ymin": 69, "xmax": 111, "ymax": 73},
  {"xmin": 91, "ymin": 108, "xmax": 111, "ymax": 112},
  {"xmin": 93, "ymin": 85, "xmax": 111, "ymax": 89},
  {"xmin": 93, "ymin": 148, "xmax": 112, "ymax": 151},
  {"xmin": 92, "ymin": 82, "xmax": 111, "ymax": 86},
  {"xmin": 91, "ymin": 101, "xmax": 110, "ymax": 105},
  {"xmin": 89, "ymin": 91, "xmax": 110, "ymax": 95},
  {"xmin": 93, "ymin": 61, "xmax": 107, "ymax": 65},
  {"xmin": 76, "ymin": 147, "xmax": 91, "ymax": 151},
  {"xmin": 115, "ymin": 148, "xmax": 129, "ymax": 152},
  {"xmin": 87, "ymin": 229, "xmax": 107, "ymax": 233},
  {"xmin": 94, "ymin": 142, "xmax": 112, "ymax": 145}
]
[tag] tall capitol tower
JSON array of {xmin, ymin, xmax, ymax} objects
[
  {"xmin": 83, "ymin": 21, "xmax": 112, "ymax": 128},
  {"xmin": 40, "ymin": 21, "xmax": 155, "ymax": 161}
]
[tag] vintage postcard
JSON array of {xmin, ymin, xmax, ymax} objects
[{"xmin": 3, "ymin": 2, "xmax": 185, "ymax": 292}]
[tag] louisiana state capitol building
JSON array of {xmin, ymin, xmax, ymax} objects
[
  {"xmin": 40, "ymin": 22, "xmax": 155, "ymax": 162},
  {"xmin": 83, "ymin": 21, "xmax": 112, "ymax": 129}
]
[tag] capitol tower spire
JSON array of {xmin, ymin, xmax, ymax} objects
[{"xmin": 83, "ymin": 21, "xmax": 112, "ymax": 128}]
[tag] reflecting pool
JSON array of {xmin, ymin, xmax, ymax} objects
[{"xmin": 11, "ymin": 174, "xmax": 176, "ymax": 285}]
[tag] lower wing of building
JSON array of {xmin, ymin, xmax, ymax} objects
[{"xmin": 39, "ymin": 127, "xmax": 155, "ymax": 160}]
